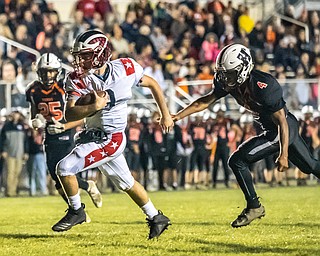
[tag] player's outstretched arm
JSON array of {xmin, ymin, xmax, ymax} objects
[
  {"xmin": 140, "ymin": 75, "xmax": 173, "ymax": 133},
  {"xmin": 65, "ymin": 91, "xmax": 109, "ymax": 122},
  {"xmin": 172, "ymin": 91, "xmax": 218, "ymax": 122}
]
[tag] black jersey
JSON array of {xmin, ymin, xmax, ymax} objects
[
  {"xmin": 25, "ymin": 80, "xmax": 72, "ymax": 144},
  {"xmin": 212, "ymin": 69, "xmax": 286, "ymax": 131}
]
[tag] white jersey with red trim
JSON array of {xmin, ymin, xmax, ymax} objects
[{"xmin": 65, "ymin": 58, "xmax": 144, "ymax": 134}]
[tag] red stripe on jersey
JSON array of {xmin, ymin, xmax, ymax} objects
[
  {"xmin": 120, "ymin": 58, "xmax": 135, "ymax": 76},
  {"xmin": 84, "ymin": 132, "xmax": 123, "ymax": 168}
]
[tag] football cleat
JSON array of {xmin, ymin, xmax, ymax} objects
[
  {"xmin": 231, "ymin": 205, "xmax": 265, "ymax": 228},
  {"xmin": 147, "ymin": 211, "xmax": 171, "ymax": 239},
  {"xmin": 87, "ymin": 180, "xmax": 103, "ymax": 208},
  {"xmin": 52, "ymin": 203, "xmax": 87, "ymax": 232}
]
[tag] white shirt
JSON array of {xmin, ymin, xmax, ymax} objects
[{"xmin": 65, "ymin": 58, "xmax": 144, "ymax": 134}]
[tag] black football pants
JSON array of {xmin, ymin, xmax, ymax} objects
[{"xmin": 228, "ymin": 112, "xmax": 320, "ymax": 208}]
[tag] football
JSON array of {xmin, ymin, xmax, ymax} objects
[{"xmin": 75, "ymin": 91, "xmax": 107, "ymax": 106}]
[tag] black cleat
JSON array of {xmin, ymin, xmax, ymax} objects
[
  {"xmin": 147, "ymin": 211, "xmax": 171, "ymax": 239},
  {"xmin": 231, "ymin": 205, "xmax": 265, "ymax": 228},
  {"xmin": 52, "ymin": 203, "xmax": 87, "ymax": 232}
]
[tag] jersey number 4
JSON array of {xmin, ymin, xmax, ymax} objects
[{"xmin": 38, "ymin": 101, "xmax": 63, "ymax": 121}]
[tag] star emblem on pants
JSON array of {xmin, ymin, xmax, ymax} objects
[
  {"xmin": 110, "ymin": 141, "xmax": 118, "ymax": 149},
  {"xmin": 100, "ymin": 150, "xmax": 108, "ymax": 157},
  {"xmin": 88, "ymin": 155, "xmax": 95, "ymax": 163}
]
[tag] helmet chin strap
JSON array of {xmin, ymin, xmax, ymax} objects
[{"xmin": 41, "ymin": 81, "xmax": 54, "ymax": 91}]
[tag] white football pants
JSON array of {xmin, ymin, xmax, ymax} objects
[{"xmin": 56, "ymin": 132, "xmax": 134, "ymax": 190}]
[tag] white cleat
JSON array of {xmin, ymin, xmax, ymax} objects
[{"xmin": 87, "ymin": 180, "xmax": 103, "ymax": 208}]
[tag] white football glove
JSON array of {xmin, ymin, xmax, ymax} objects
[
  {"xmin": 47, "ymin": 117, "xmax": 65, "ymax": 135},
  {"xmin": 31, "ymin": 114, "xmax": 46, "ymax": 129}
]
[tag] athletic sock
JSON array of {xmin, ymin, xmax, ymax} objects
[
  {"xmin": 247, "ymin": 197, "xmax": 261, "ymax": 209},
  {"xmin": 141, "ymin": 199, "xmax": 158, "ymax": 219},
  {"xmin": 68, "ymin": 194, "xmax": 82, "ymax": 210}
]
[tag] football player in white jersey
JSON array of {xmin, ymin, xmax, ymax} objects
[{"xmin": 52, "ymin": 30, "xmax": 174, "ymax": 239}]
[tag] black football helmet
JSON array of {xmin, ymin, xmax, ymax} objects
[
  {"xmin": 36, "ymin": 53, "xmax": 62, "ymax": 87},
  {"xmin": 71, "ymin": 30, "xmax": 112, "ymax": 77}
]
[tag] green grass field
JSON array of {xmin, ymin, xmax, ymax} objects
[{"xmin": 1, "ymin": 185, "xmax": 320, "ymax": 256}]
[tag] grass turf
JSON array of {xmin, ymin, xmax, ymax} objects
[{"xmin": 1, "ymin": 185, "xmax": 320, "ymax": 256}]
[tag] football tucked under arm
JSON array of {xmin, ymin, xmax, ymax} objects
[{"xmin": 75, "ymin": 90, "xmax": 108, "ymax": 106}]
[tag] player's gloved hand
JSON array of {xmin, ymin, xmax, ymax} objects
[
  {"xmin": 31, "ymin": 114, "xmax": 46, "ymax": 129},
  {"xmin": 47, "ymin": 117, "xmax": 65, "ymax": 135}
]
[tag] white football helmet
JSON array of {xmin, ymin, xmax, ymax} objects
[
  {"xmin": 301, "ymin": 105, "xmax": 314, "ymax": 115},
  {"xmin": 212, "ymin": 103, "xmax": 227, "ymax": 113},
  {"xmin": 36, "ymin": 53, "xmax": 62, "ymax": 86},
  {"xmin": 71, "ymin": 30, "xmax": 112, "ymax": 77},
  {"xmin": 215, "ymin": 44, "xmax": 254, "ymax": 90}
]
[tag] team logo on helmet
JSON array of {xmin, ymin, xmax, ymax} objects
[{"xmin": 215, "ymin": 44, "xmax": 254, "ymax": 90}]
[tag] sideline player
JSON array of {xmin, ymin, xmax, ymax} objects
[
  {"xmin": 172, "ymin": 43, "xmax": 320, "ymax": 228},
  {"xmin": 51, "ymin": 30, "xmax": 173, "ymax": 239},
  {"xmin": 26, "ymin": 53, "xmax": 102, "ymax": 208}
]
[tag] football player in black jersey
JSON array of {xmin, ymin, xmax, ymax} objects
[
  {"xmin": 26, "ymin": 53, "xmax": 102, "ymax": 209},
  {"xmin": 173, "ymin": 43, "xmax": 320, "ymax": 228}
]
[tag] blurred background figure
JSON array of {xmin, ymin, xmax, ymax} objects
[
  {"xmin": 211, "ymin": 104, "xmax": 231, "ymax": 188},
  {"xmin": 0, "ymin": 110, "xmax": 29, "ymax": 197},
  {"xmin": 296, "ymin": 105, "xmax": 319, "ymax": 186},
  {"xmin": 149, "ymin": 111, "xmax": 166, "ymax": 191},
  {"xmin": 176, "ymin": 117, "xmax": 194, "ymax": 189},
  {"xmin": 188, "ymin": 113, "xmax": 207, "ymax": 189},
  {"xmin": 27, "ymin": 127, "xmax": 47, "ymax": 196},
  {"xmin": 125, "ymin": 111, "xmax": 142, "ymax": 181}
]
